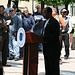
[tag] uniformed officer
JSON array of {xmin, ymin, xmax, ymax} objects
[{"xmin": 0, "ymin": 5, "xmax": 11, "ymax": 66}]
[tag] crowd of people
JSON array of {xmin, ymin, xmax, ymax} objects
[
  {"xmin": 0, "ymin": 3, "xmax": 75, "ymax": 75},
  {"xmin": 52, "ymin": 8, "xmax": 74, "ymax": 64}
]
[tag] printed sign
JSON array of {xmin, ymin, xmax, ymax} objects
[{"xmin": 17, "ymin": 27, "xmax": 26, "ymax": 47}]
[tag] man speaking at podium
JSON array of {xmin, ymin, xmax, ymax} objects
[{"xmin": 42, "ymin": 7, "xmax": 60, "ymax": 75}]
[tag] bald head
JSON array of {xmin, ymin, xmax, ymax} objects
[{"xmin": 43, "ymin": 7, "xmax": 52, "ymax": 19}]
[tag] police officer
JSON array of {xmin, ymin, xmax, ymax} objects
[{"xmin": 0, "ymin": 5, "xmax": 11, "ymax": 66}]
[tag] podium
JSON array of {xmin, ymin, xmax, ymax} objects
[{"xmin": 23, "ymin": 32, "xmax": 44, "ymax": 75}]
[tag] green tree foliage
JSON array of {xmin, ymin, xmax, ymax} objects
[
  {"xmin": 62, "ymin": 0, "xmax": 75, "ymax": 4},
  {"xmin": 62, "ymin": 0, "xmax": 75, "ymax": 9},
  {"xmin": 8, "ymin": 0, "xmax": 75, "ymax": 11},
  {"xmin": 36, "ymin": 0, "xmax": 75, "ymax": 10},
  {"xmin": 12, "ymin": 0, "xmax": 29, "ymax": 1},
  {"xmin": 40, "ymin": 0, "xmax": 75, "ymax": 6},
  {"xmin": 44, "ymin": 0, "xmax": 63, "ymax": 6}
]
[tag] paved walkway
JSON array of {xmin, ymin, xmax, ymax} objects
[
  {"xmin": 38, "ymin": 49, "xmax": 75, "ymax": 75},
  {"xmin": 3, "ymin": 58, "xmax": 23, "ymax": 75},
  {"xmin": 60, "ymin": 49, "xmax": 75, "ymax": 75},
  {"xmin": 3, "ymin": 49, "xmax": 75, "ymax": 75}
]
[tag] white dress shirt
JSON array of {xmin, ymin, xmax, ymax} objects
[{"xmin": 43, "ymin": 19, "xmax": 50, "ymax": 35}]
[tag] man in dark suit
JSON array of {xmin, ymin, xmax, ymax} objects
[{"xmin": 42, "ymin": 7, "xmax": 60, "ymax": 75}]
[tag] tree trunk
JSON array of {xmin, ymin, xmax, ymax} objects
[
  {"xmin": 65, "ymin": 4, "xmax": 68, "ymax": 10},
  {"xmin": 8, "ymin": 0, "xmax": 12, "ymax": 5},
  {"xmin": 12, "ymin": 1, "xmax": 18, "ymax": 10},
  {"xmin": 15, "ymin": 1, "xmax": 18, "ymax": 10},
  {"xmin": 53, "ymin": 6, "xmax": 59, "ymax": 15},
  {"xmin": 41, "ymin": 0, "xmax": 44, "ymax": 12},
  {"xmin": 56, "ymin": 6, "xmax": 59, "ymax": 15}
]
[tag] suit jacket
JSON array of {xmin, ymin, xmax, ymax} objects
[{"xmin": 43, "ymin": 16, "xmax": 60, "ymax": 55}]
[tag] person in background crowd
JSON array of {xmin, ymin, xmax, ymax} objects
[
  {"xmin": 69, "ymin": 17, "xmax": 74, "ymax": 50},
  {"xmin": 4, "ymin": 11, "xmax": 14, "ymax": 57},
  {"xmin": 4, "ymin": 4, "xmax": 11, "ymax": 16},
  {"xmin": 66, "ymin": 9, "xmax": 74, "ymax": 50},
  {"xmin": 52, "ymin": 8, "xmax": 65, "ymax": 64},
  {"xmin": 33, "ymin": 5, "xmax": 44, "ymax": 52},
  {"xmin": 22, "ymin": 7, "xmax": 35, "ymax": 32},
  {"xmin": 20, "ymin": 7, "xmax": 35, "ymax": 57},
  {"xmin": 0, "ymin": 5, "xmax": 11, "ymax": 66},
  {"xmin": 42, "ymin": 7, "xmax": 60, "ymax": 75},
  {"xmin": 61, "ymin": 8, "xmax": 72, "ymax": 59},
  {"xmin": 52, "ymin": 8, "xmax": 65, "ymax": 30},
  {"xmin": 33, "ymin": 5, "xmax": 43, "ymax": 22},
  {"xmin": 9, "ymin": 8, "xmax": 22, "ymax": 61}
]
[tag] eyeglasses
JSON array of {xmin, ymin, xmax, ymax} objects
[{"xmin": 9, "ymin": 10, "xmax": 13, "ymax": 12}]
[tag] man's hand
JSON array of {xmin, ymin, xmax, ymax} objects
[{"xmin": 3, "ymin": 22, "xmax": 7, "ymax": 26}]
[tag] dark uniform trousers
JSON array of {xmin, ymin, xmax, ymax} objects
[
  {"xmin": 0, "ymin": 32, "xmax": 9, "ymax": 65},
  {"xmin": 62, "ymin": 33, "xmax": 69, "ymax": 57}
]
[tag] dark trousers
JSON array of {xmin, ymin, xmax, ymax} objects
[
  {"xmin": 44, "ymin": 53, "xmax": 60, "ymax": 75},
  {"xmin": 62, "ymin": 33, "xmax": 69, "ymax": 57},
  {"xmin": 43, "ymin": 43, "xmax": 60, "ymax": 75},
  {"xmin": 0, "ymin": 32, "xmax": 9, "ymax": 65},
  {"xmin": 0, "ymin": 67, "xmax": 3, "ymax": 75},
  {"xmin": 59, "ymin": 34, "xmax": 62, "ymax": 55}
]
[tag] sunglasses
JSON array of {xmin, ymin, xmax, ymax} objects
[{"xmin": 9, "ymin": 10, "xmax": 14, "ymax": 12}]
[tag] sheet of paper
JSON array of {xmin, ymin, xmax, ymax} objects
[{"xmin": 6, "ymin": 20, "xmax": 11, "ymax": 25}]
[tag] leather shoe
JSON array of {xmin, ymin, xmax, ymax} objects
[
  {"xmin": 3, "ymin": 64, "xmax": 11, "ymax": 67},
  {"xmin": 15, "ymin": 57, "xmax": 19, "ymax": 61},
  {"xmin": 64, "ymin": 55, "xmax": 68, "ymax": 59}
]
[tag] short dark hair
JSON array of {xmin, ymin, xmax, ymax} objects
[
  {"xmin": 0, "ymin": 5, "xmax": 4, "ymax": 9},
  {"xmin": 46, "ymin": 7, "xmax": 52, "ymax": 14}
]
